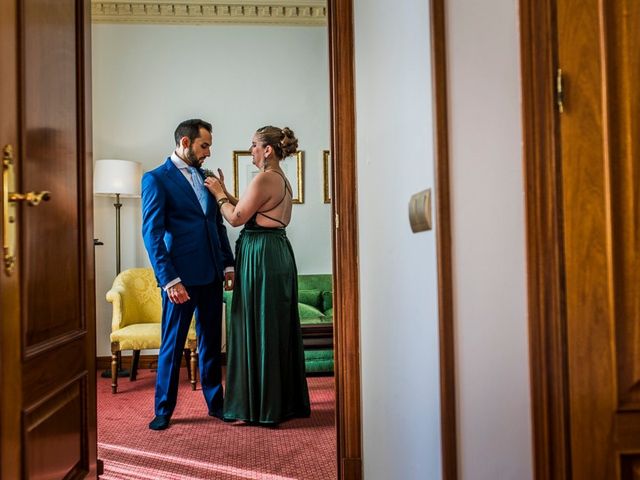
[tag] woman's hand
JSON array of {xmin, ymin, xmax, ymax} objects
[
  {"xmin": 209, "ymin": 168, "xmax": 228, "ymax": 195},
  {"xmin": 204, "ymin": 176, "xmax": 225, "ymax": 199}
]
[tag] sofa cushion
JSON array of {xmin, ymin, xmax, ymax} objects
[
  {"xmin": 324, "ymin": 308, "xmax": 333, "ymax": 319},
  {"xmin": 298, "ymin": 304, "xmax": 326, "ymax": 324},
  {"xmin": 298, "ymin": 289, "xmax": 323, "ymax": 310},
  {"xmin": 322, "ymin": 291, "xmax": 333, "ymax": 312}
]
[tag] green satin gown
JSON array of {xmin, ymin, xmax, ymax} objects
[{"xmin": 223, "ymin": 224, "xmax": 311, "ymax": 424}]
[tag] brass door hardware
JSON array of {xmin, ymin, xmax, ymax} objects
[
  {"xmin": 9, "ymin": 191, "xmax": 51, "ymax": 206},
  {"xmin": 556, "ymin": 68, "xmax": 565, "ymax": 113},
  {"xmin": 2, "ymin": 144, "xmax": 51, "ymax": 275}
]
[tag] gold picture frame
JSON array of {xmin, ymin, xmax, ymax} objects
[
  {"xmin": 323, "ymin": 150, "xmax": 331, "ymax": 203},
  {"xmin": 232, "ymin": 150, "xmax": 305, "ymax": 204}
]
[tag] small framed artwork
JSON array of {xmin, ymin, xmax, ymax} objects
[
  {"xmin": 282, "ymin": 151, "xmax": 304, "ymax": 204},
  {"xmin": 232, "ymin": 150, "xmax": 305, "ymax": 204},
  {"xmin": 232, "ymin": 150, "xmax": 257, "ymax": 199},
  {"xmin": 323, "ymin": 150, "xmax": 331, "ymax": 203}
]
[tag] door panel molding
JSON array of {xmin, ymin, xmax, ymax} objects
[
  {"xmin": 602, "ymin": 1, "xmax": 640, "ymax": 411},
  {"xmin": 24, "ymin": 329, "xmax": 86, "ymax": 359},
  {"xmin": 24, "ymin": 380, "xmax": 83, "ymax": 479}
]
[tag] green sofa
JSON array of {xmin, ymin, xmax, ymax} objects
[{"xmin": 222, "ymin": 274, "xmax": 334, "ymax": 374}]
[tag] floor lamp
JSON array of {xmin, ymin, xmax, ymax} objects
[{"xmin": 94, "ymin": 159, "xmax": 142, "ymax": 378}]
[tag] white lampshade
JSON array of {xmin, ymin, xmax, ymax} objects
[{"xmin": 94, "ymin": 159, "xmax": 142, "ymax": 197}]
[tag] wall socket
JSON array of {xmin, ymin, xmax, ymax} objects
[{"xmin": 408, "ymin": 188, "xmax": 432, "ymax": 233}]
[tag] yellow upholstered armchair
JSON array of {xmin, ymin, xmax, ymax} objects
[{"xmin": 106, "ymin": 267, "xmax": 198, "ymax": 394}]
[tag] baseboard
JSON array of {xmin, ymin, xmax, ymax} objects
[
  {"xmin": 96, "ymin": 353, "xmax": 333, "ymax": 377},
  {"xmin": 96, "ymin": 353, "xmax": 227, "ymax": 371}
]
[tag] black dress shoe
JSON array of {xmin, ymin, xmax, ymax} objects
[
  {"xmin": 208, "ymin": 407, "xmax": 223, "ymax": 418},
  {"xmin": 149, "ymin": 415, "xmax": 171, "ymax": 430}
]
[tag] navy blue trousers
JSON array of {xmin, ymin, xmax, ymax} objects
[{"xmin": 155, "ymin": 282, "xmax": 223, "ymax": 416}]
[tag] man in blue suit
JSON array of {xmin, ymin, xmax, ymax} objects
[{"xmin": 142, "ymin": 119, "xmax": 235, "ymax": 430}]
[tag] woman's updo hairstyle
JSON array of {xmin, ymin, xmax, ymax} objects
[{"xmin": 255, "ymin": 126, "xmax": 298, "ymax": 160}]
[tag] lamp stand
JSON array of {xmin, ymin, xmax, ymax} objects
[
  {"xmin": 115, "ymin": 192, "xmax": 122, "ymax": 275},
  {"xmin": 101, "ymin": 193, "xmax": 130, "ymax": 379}
]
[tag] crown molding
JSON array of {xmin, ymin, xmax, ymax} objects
[{"xmin": 91, "ymin": 1, "xmax": 327, "ymax": 26}]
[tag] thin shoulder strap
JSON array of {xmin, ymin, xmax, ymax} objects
[
  {"xmin": 269, "ymin": 169, "xmax": 292, "ymax": 196},
  {"xmin": 256, "ymin": 212, "xmax": 287, "ymax": 227},
  {"xmin": 257, "ymin": 170, "xmax": 291, "ymax": 213}
]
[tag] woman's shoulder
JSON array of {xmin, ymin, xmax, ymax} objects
[
  {"xmin": 249, "ymin": 171, "xmax": 273, "ymax": 186},
  {"xmin": 252, "ymin": 170, "xmax": 286, "ymax": 186}
]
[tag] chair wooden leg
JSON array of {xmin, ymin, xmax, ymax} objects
[
  {"xmin": 130, "ymin": 350, "xmax": 140, "ymax": 381},
  {"xmin": 111, "ymin": 342, "xmax": 119, "ymax": 394},
  {"xmin": 183, "ymin": 348, "xmax": 191, "ymax": 381},
  {"xmin": 111, "ymin": 353, "xmax": 118, "ymax": 394},
  {"xmin": 189, "ymin": 343, "xmax": 198, "ymax": 390}
]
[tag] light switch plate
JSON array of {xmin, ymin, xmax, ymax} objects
[{"xmin": 408, "ymin": 188, "xmax": 432, "ymax": 233}]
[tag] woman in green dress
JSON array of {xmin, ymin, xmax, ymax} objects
[{"xmin": 204, "ymin": 126, "xmax": 310, "ymax": 425}]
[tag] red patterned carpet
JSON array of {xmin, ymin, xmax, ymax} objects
[{"xmin": 97, "ymin": 369, "xmax": 336, "ymax": 480}]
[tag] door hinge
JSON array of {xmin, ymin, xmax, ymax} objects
[
  {"xmin": 556, "ymin": 68, "xmax": 564, "ymax": 113},
  {"xmin": 335, "ymin": 213, "xmax": 339, "ymax": 229}
]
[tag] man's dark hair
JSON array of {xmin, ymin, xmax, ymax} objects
[{"xmin": 174, "ymin": 119, "xmax": 212, "ymax": 145}]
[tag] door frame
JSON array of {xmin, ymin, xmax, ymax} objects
[
  {"xmin": 429, "ymin": 0, "xmax": 457, "ymax": 478},
  {"xmin": 85, "ymin": 0, "xmax": 456, "ymax": 477},
  {"xmin": 329, "ymin": 1, "xmax": 456, "ymax": 479},
  {"xmin": 519, "ymin": 1, "xmax": 572, "ymax": 479},
  {"xmin": 327, "ymin": 1, "xmax": 362, "ymax": 478}
]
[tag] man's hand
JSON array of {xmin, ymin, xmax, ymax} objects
[
  {"xmin": 224, "ymin": 271, "xmax": 235, "ymax": 291},
  {"xmin": 167, "ymin": 282, "xmax": 190, "ymax": 304}
]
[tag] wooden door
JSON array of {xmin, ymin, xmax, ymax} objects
[
  {"xmin": 523, "ymin": 0, "xmax": 640, "ymax": 478},
  {"xmin": 0, "ymin": 0, "xmax": 97, "ymax": 478},
  {"xmin": 557, "ymin": 0, "xmax": 640, "ymax": 478}
]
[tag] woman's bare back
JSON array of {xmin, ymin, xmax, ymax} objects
[{"xmin": 254, "ymin": 169, "xmax": 293, "ymax": 228}]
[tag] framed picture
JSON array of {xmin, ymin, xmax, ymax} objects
[
  {"xmin": 232, "ymin": 150, "xmax": 305, "ymax": 204},
  {"xmin": 323, "ymin": 150, "xmax": 331, "ymax": 203},
  {"xmin": 232, "ymin": 150, "xmax": 257, "ymax": 198}
]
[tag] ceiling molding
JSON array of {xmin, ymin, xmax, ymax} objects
[{"xmin": 91, "ymin": 1, "xmax": 327, "ymax": 26}]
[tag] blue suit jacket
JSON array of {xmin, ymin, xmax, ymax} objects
[{"xmin": 141, "ymin": 158, "xmax": 234, "ymax": 287}]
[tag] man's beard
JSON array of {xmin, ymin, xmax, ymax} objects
[{"xmin": 186, "ymin": 146, "xmax": 203, "ymax": 168}]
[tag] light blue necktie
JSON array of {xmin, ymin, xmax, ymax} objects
[{"xmin": 188, "ymin": 166, "xmax": 207, "ymax": 213}]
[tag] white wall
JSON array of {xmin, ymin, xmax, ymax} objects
[
  {"xmin": 446, "ymin": 0, "xmax": 533, "ymax": 479},
  {"xmin": 354, "ymin": 1, "xmax": 443, "ymax": 478},
  {"xmin": 92, "ymin": 24, "xmax": 331, "ymax": 356}
]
